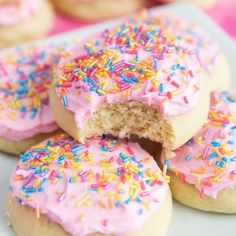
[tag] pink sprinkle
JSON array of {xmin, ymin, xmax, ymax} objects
[
  {"xmin": 126, "ymin": 146, "xmax": 134, "ymax": 155},
  {"xmin": 140, "ymin": 191, "xmax": 150, "ymax": 197},
  {"xmin": 200, "ymin": 187, "xmax": 204, "ymax": 198},
  {"xmin": 49, "ymin": 170, "xmax": 56, "ymax": 180},
  {"xmin": 171, "ymin": 81, "xmax": 180, "ymax": 88},
  {"xmin": 189, "ymin": 70, "xmax": 194, "ymax": 77},
  {"xmin": 183, "ymin": 96, "xmax": 189, "ymax": 104},
  {"xmin": 58, "ymin": 192, "xmax": 66, "ymax": 202},
  {"xmin": 202, "ymin": 146, "xmax": 209, "ymax": 160},
  {"xmin": 102, "ymin": 219, "xmax": 108, "ymax": 227},
  {"xmin": 179, "ymin": 173, "xmax": 186, "ymax": 183},
  {"xmin": 202, "ymin": 181, "xmax": 213, "ymax": 187},
  {"xmin": 140, "ymin": 181, "xmax": 146, "ymax": 190}
]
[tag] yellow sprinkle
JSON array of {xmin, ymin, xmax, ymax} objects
[
  {"xmin": 196, "ymin": 176, "xmax": 202, "ymax": 185},
  {"xmin": 76, "ymin": 194, "xmax": 91, "ymax": 208},
  {"xmin": 98, "ymin": 200, "xmax": 107, "ymax": 209},
  {"xmin": 36, "ymin": 205, "xmax": 40, "ymax": 219}
]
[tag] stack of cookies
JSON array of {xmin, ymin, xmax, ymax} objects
[{"xmin": 3, "ymin": 11, "xmax": 235, "ymax": 236}]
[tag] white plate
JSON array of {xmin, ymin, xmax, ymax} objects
[{"xmin": 1, "ymin": 3, "xmax": 236, "ymax": 236}]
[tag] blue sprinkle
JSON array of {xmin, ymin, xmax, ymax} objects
[
  {"xmin": 164, "ymin": 159, "xmax": 169, "ymax": 169},
  {"xmin": 219, "ymin": 162, "xmax": 225, "ymax": 168},
  {"xmin": 211, "ymin": 141, "xmax": 220, "ymax": 147},
  {"xmin": 25, "ymin": 187, "xmax": 36, "ymax": 193},
  {"xmin": 101, "ymin": 145, "xmax": 109, "ymax": 152},
  {"xmin": 186, "ymin": 155, "xmax": 191, "ymax": 161},
  {"xmin": 58, "ymin": 156, "xmax": 65, "ymax": 164},
  {"xmin": 124, "ymin": 198, "xmax": 131, "ymax": 204},
  {"xmin": 56, "ymin": 173, "xmax": 63, "ymax": 178},
  {"xmin": 221, "ymin": 157, "xmax": 228, "ymax": 162},
  {"xmin": 132, "ymin": 156, "xmax": 138, "ymax": 162},
  {"xmin": 73, "ymin": 158, "xmax": 80, "ymax": 162},
  {"xmin": 227, "ymin": 140, "xmax": 234, "ymax": 145},
  {"xmin": 105, "ymin": 59, "xmax": 112, "ymax": 68},
  {"xmin": 216, "ymin": 160, "xmax": 220, "ymax": 166},
  {"xmin": 73, "ymin": 68, "xmax": 80, "ymax": 73},
  {"xmin": 138, "ymin": 164, "xmax": 144, "ymax": 168},
  {"xmin": 20, "ymin": 154, "xmax": 30, "ymax": 163},
  {"xmin": 62, "ymin": 95, "xmax": 68, "ymax": 107},
  {"xmin": 137, "ymin": 171, "xmax": 145, "ymax": 178},
  {"xmin": 229, "ymin": 130, "xmax": 236, "ymax": 135},
  {"xmin": 208, "ymin": 152, "xmax": 217, "ymax": 159},
  {"xmin": 18, "ymin": 198, "xmax": 23, "ymax": 204},
  {"xmin": 135, "ymin": 197, "xmax": 142, "ymax": 203},
  {"xmin": 231, "ymin": 156, "xmax": 236, "ymax": 162},
  {"xmin": 34, "ymin": 170, "xmax": 42, "ymax": 174},
  {"xmin": 30, "ymin": 165, "xmax": 37, "ymax": 170},
  {"xmin": 38, "ymin": 178, "xmax": 47, "ymax": 192},
  {"xmin": 154, "ymin": 59, "xmax": 158, "ymax": 69},
  {"xmin": 115, "ymin": 201, "xmax": 122, "ymax": 207},
  {"xmin": 119, "ymin": 153, "xmax": 129, "ymax": 162},
  {"xmin": 159, "ymin": 83, "xmax": 164, "ymax": 93}
]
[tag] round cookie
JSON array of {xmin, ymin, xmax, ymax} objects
[
  {"xmin": 151, "ymin": 13, "xmax": 230, "ymax": 91},
  {"xmin": 8, "ymin": 133, "xmax": 172, "ymax": 236},
  {"xmin": 50, "ymin": 15, "xmax": 210, "ymax": 150},
  {"xmin": 0, "ymin": 43, "xmax": 64, "ymax": 155},
  {"xmin": 51, "ymin": 0, "xmax": 144, "ymax": 21},
  {"xmin": 162, "ymin": 91, "xmax": 236, "ymax": 213},
  {"xmin": 0, "ymin": 0, "xmax": 54, "ymax": 50}
]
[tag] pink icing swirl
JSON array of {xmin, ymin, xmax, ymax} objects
[
  {"xmin": 0, "ymin": 44, "xmax": 64, "ymax": 141},
  {"xmin": 9, "ymin": 134, "xmax": 169, "ymax": 235},
  {"xmin": 0, "ymin": 0, "xmax": 42, "ymax": 26},
  {"xmin": 55, "ymin": 15, "xmax": 203, "ymax": 129},
  {"xmin": 163, "ymin": 91, "xmax": 236, "ymax": 198}
]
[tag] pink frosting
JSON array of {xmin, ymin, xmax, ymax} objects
[
  {"xmin": 55, "ymin": 15, "xmax": 203, "ymax": 130},
  {"xmin": 153, "ymin": 13, "xmax": 221, "ymax": 74},
  {"xmin": 9, "ymin": 134, "xmax": 169, "ymax": 236},
  {"xmin": 162, "ymin": 91, "xmax": 236, "ymax": 198},
  {"xmin": 0, "ymin": 43, "xmax": 64, "ymax": 141},
  {"xmin": 0, "ymin": 0, "xmax": 42, "ymax": 26}
]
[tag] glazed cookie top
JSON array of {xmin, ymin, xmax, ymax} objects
[
  {"xmin": 55, "ymin": 16, "xmax": 202, "ymax": 129},
  {"xmin": 9, "ymin": 134, "xmax": 169, "ymax": 236},
  {"xmin": 152, "ymin": 13, "xmax": 220, "ymax": 74},
  {"xmin": 0, "ymin": 44, "xmax": 63, "ymax": 141},
  {"xmin": 163, "ymin": 91, "xmax": 236, "ymax": 198},
  {"xmin": 0, "ymin": 0, "xmax": 42, "ymax": 26}
]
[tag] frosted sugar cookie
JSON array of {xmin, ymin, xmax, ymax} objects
[{"xmin": 8, "ymin": 134, "xmax": 172, "ymax": 235}]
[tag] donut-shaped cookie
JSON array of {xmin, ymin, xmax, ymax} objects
[
  {"xmin": 8, "ymin": 133, "xmax": 172, "ymax": 236},
  {"xmin": 50, "ymin": 0, "xmax": 144, "ymax": 21},
  {"xmin": 0, "ymin": 0, "xmax": 54, "ymax": 50},
  {"xmin": 0, "ymin": 43, "xmax": 64, "ymax": 155},
  {"xmin": 162, "ymin": 91, "xmax": 236, "ymax": 213},
  {"xmin": 152, "ymin": 13, "xmax": 230, "ymax": 90},
  {"xmin": 50, "ymin": 15, "xmax": 210, "ymax": 150}
]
